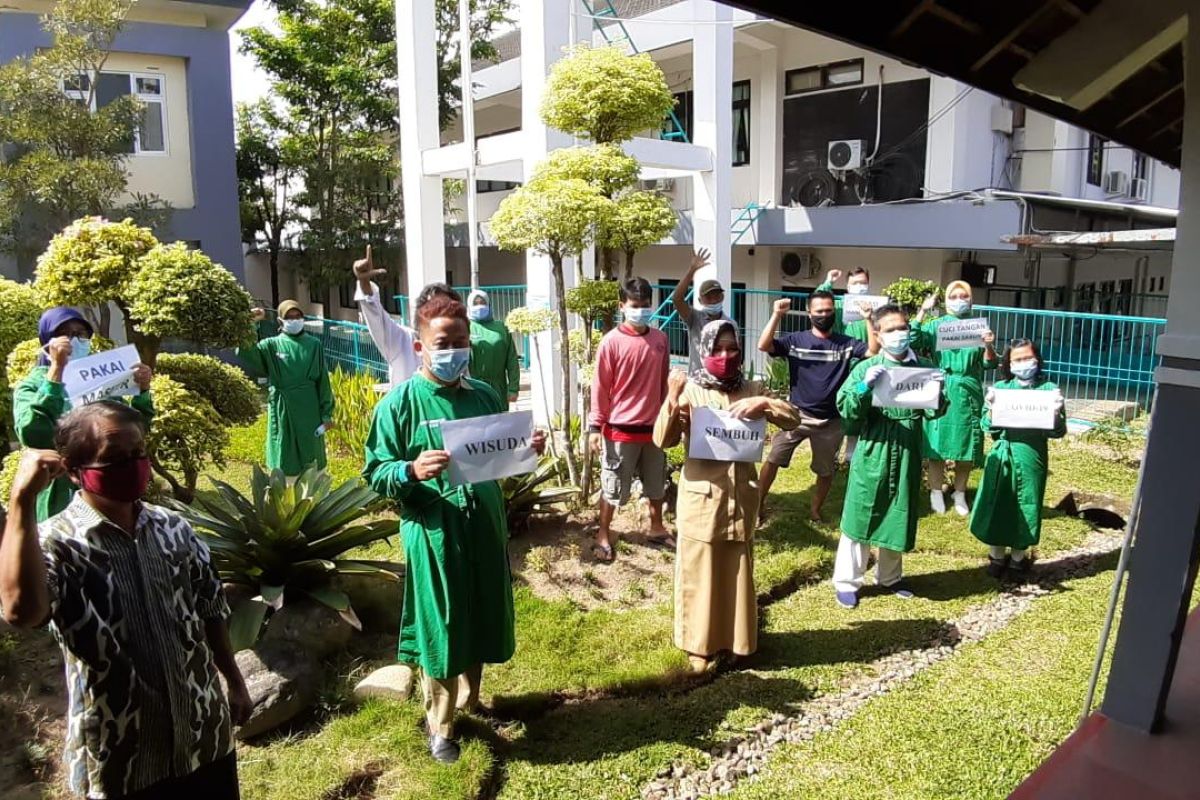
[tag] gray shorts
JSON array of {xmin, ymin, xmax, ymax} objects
[
  {"xmin": 766, "ymin": 414, "xmax": 844, "ymax": 477},
  {"xmin": 601, "ymin": 438, "xmax": 667, "ymax": 506}
]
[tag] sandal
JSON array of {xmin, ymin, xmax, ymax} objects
[
  {"xmin": 591, "ymin": 543, "xmax": 615, "ymax": 563},
  {"xmin": 645, "ymin": 532, "xmax": 677, "ymax": 550}
]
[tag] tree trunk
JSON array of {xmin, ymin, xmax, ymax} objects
[
  {"xmin": 551, "ymin": 255, "xmax": 580, "ymax": 487},
  {"xmin": 151, "ymin": 456, "xmax": 193, "ymax": 504},
  {"xmin": 116, "ymin": 301, "xmax": 161, "ymax": 370},
  {"xmin": 624, "ymin": 249, "xmax": 635, "ymax": 283},
  {"xmin": 600, "ymin": 246, "xmax": 618, "ymax": 281},
  {"xmin": 269, "ymin": 245, "xmax": 281, "ymax": 309},
  {"xmin": 579, "ymin": 318, "xmax": 598, "ymax": 500}
]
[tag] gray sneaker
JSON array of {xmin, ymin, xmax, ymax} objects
[{"xmin": 429, "ymin": 733, "xmax": 461, "ymax": 764}]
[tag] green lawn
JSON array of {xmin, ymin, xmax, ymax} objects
[{"xmin": 223, "ymin": 411, "xmax": 1133, "ymax": 800}]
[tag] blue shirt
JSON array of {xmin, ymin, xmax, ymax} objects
[{"xmin": 771, "ymin": 330, "xmax": 868, "ymax": 419}]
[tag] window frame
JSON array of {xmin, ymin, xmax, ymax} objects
[
  {"xmin": 62, "ymin": 70, "xmax": 169, "ymax": 157},
  {"xmin": 784, "ymin": 58, "xmax": 865, "ymax": 97},
  {"xmin": 1086, "ymin": 134, "xmax": 1105, "ymax": 186},
  {"xmin": 732, "ymin": 79, "xmax": 751, "ymax": 167}
]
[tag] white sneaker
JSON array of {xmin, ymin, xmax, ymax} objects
[
  {"xmin": 952, "ymin": 491, "xmax": 970, "ymax": 517},
  {"xmin": 930, "ymin": 490, "xmax": 946, "ymax": 514}
]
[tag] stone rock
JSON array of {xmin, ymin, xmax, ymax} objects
[
  {"xmin": 333, "ymin": 568, "xmax": 404, "ymax": 634},
  {"xmin": 353, "ymin": 664, "xmax": 416, "ymax": 702},
  {"xmin": 1055, "ymin": 490, "xmax": 1131, "ymax": 530},
  {"xmin": 234, "ymin": 640, "xmax": 321, "ymax": 740},
  {"xmin": 262, "ymin": 600, "xmax": 354, "ymax": 658}
]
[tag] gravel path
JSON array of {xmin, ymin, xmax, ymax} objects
[{"xmin": 641, "ymin": 532, "xmax": 1123, "ymax": 800}]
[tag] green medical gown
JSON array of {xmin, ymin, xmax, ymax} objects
[
  {"xmin": 917, "ymin": 315, "xmax": 998, "ymax": 465},
  {"xmin": 468, "ymin": 318, "xmax": 520, "ymax": 411},
  {"xmin": 363, "ymin": 374, "xmax": 515, "ymax": 680},
  {"xmin": 837, "ymin": 354, "xmax": 945, "ymax": 553},
  {"xmin": 12, "ymin": 366, "xmax": 155, "ymax": 522},
  {"xmin": 237, "ymin": 331, "xmax": 333, "ymax": 476},
  {"xmin": 969, "ymin": 378, "xmax": 1067, "ymax": 550}
]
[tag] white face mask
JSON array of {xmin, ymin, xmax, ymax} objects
[
  {"xmin": 281, "ymin": 318, "xmax": 306, "ymax": 335},
  {"xmin": 847, "ymin": 283, "xmax": 870, "ymax": 295},
  {"xmin": 947, "ymin": 298, "xmax": 971, "ymax": 316},
  {"xmin": 880, "ymin": 329, "xmax": 911, "ymax": 356},
  {"xmin": 1011, "ymin": 359, "xmax": 1039, "ymax": 381}
]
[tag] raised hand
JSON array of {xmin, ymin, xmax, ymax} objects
[
  {"xmin": 689, "ymin": 248, "xmax": 711, "ymax": 272},
  {"xmin": 250, "ymin": 308, "xmax": 267, "ymax": 322},
  {"xmin": 863, "ymin": 364, "xmax": 887, "ymax": 388},
  {"xmin": 982, "ymin": 329, "xmax": 996, "ymax": 345},
  {"xmin": 11, "ymin": 449, "xmax": 65, "ymax": 501},
  {"xmin": 773, "ymin": 298, "xmax": 792, "ymax": 316},
  {"xmin": 825, "ymin": 269, "xmax": 843, "ymax": 285},
  {"xmin": 920, "ymin": 294, "xmax": 939, "ymax": 313},
  {"xmin": 46, "ymin": 336, "xmax": 73, "ymax": 368},
  {"xmin": 353, "ymin": 245, "xmax": 388, "ymax": 282},
  {"xmin": 411, "ymin": 449, "xmax": 450, "ymax": 481},
  {"xmin": 132, "ymin": 364, "xmax": 153, "ymax": 392},
  {"xmin": 667, "ymin": 368, "xmax": 689, "ymax": 398}
]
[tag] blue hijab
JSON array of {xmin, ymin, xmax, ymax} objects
[{"xmin": 37, "ymin": 307, "xmax": 92, "ymax": 366}]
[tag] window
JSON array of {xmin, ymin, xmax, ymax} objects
[
  {"xmin": 1086, "ymin": 134, "xmax": 1105, "ymax": 186},
  {"xmin": 1132, "ymin": 152, "xmax": 1149, "ymax": 181},
  {"xmin": 732, "ymin": 80, "xmax": 751, "ymax": 166},
  {"xmin": 339, "ymin": 281, "xmax": 356, "ymax": 309},
  {"xmin": 309, "ymin": 285, "xmax": 323, "ymax": 304},
  {"xmin": 477, "ymin": 180, "xmax": 519, "ymax": 193},
  {"xmin": 63, "ymin": 71, "xmax": 167, "ymax": 155},
  {"xmin": 663, "ymin": 90, "xmax": 694, "ymax": 142},
  {"xmin": 785, "ymin": 58, "xmax": 865, "ymax": 96}
]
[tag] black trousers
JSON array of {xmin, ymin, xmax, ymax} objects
[{"xmin": 99, "ymin": 753, "xmax": 240, "ymax": 800}]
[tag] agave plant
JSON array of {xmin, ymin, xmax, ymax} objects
[
  {"xmin": 171, "ymin": 465, "xmax": 399, "ymax": 649},
  {"xmin": 502, "ymin": 454, "xmax": 579, "ymax": 534}
]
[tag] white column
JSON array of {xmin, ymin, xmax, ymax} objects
[
  {"xmin": 756, "ymin": 46, "xmax": 781, "ymax": 207},
  {"xmin": 396, "ymin": 0, "xmax": 447, "ymax": 306},
  {"xmin": 691, "ymin": 0, "xmax": 734, "ymax": 311},
  {"xmin": 520, "ymin": 0, "xmax": 573, "ymax": 425}
]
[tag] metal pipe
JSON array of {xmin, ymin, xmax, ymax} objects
[
  {"xmin": 867, "ymin": 64, "xmax": 885, "ymax": 164},
  {"xmin": 459, "ymin": 0, "xmax": 480, "ymax": 290}
]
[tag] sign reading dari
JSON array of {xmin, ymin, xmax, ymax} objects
[
  {"xmin": 438, "ymin": 410, "xmax": 538, "ymax": 486},
  {"xmin": 935, "ymin": 317, "xmax": 990, "ymax": 350},
  {"xmin": 63, "ymin": 345, "xmax": 143, "ymax": 408},
  {"xmin": 991, "ymin": 389, "xmax": 1060, "ymax": 430},
  {"xmin": 688, "ymin": 406, "xmax": 767, "ymax": 463},
  {"xmin": 841, "ymin": 295, "xmax": 890, "ymax": 323},
  {"xmin": 871, "ymin": 366, "xmax": 943, "ymax": 410}
]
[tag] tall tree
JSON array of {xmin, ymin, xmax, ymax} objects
[
  {"xmin": 236, "ymin": 101, "xmax": 300, "ymax": 308},
  {"xmin": 0, "ymin": 0, "xmax": 170, "ymax": 271}
]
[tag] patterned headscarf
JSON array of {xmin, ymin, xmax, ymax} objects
[{"xmin": 689, "ymin": 319, "xmax": 744, "ymax": 393}]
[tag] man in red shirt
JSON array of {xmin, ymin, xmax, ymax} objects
[{"xmin": 589, "ymin": 277, "xmax": 672, "ymax": 562}]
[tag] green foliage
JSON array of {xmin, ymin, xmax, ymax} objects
[
  {"xmin": 33, "ymin": 217, "xmax": 157, "ymax": 308},
  {"xmin": 1081, "ymin": 418, "xmax": 1143, "ymax": 467},
  {"xmin": 7, "ymin": 334, "xmax": 117, "ymax": 388},
  {"xmin": 883, "ymin": 277, "xmax": 942, "ymax": 315},
  {"xmin": 564, "ymin": 279, "xmax": 621, "ymax": 319},
  {"xmin": 501, "ymin": 455, "xmax": 578, "ymax": 532},
  {"xmin": 147, "ymin": 374, "xmax": 231, "ymax": 503},
  {"xmin": 0, "ymin": 449, "xmax": 19, "ymax": 506},
  {"xmin": 491, "ymin": 178, "xmax": 610, "ymax": 262},
  {"xmin": 125, "ymin": 243, "xmax": 255, "ymax": 348},
  {"xmin": 505, "ymin": 306, "xmax": 556, "ymax": 336},
  {"xmin": 155, "ymin": 353, "xmax": 260, "ymax": 425},
  {"xmin": 604, "ymin": 190, "xmax": 677, "ymax": 267},
  {"xmin": 0, "ymin": 279, "xmax": 41, "ymax": 358},
  {"xmin": 532, "ymin": 145, "xmax": 639, "ymax": 197},
  {"xmin": 327, "ymin": 367, "xmax": 378, "ymax": 463},
  {"xmin": 540, "ymin": 45, "xmax": 676, "ymax": 144},
  {"xmin": 171, "ymin": 464, "xmax": 397, "ymax": 647}
]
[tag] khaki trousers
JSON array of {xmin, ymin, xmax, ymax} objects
[{"xmin": 421, "ymin": 664, "xmax": 483, "ymax": 738}]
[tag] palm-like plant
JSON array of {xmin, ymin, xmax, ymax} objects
[
  {"xmin": 172, "ymin": 465, "xmax": 399, "ymax": 649},
  {"xmin": 502, "ymin": 455, "xmax": 580, "ymax": 533}
]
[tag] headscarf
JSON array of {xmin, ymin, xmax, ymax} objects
[
  {"xmin": 689, "ymin": 319, "xmax": 744, "ymax": 393},
  {"xmin": 37, "ymin": 307, "xmax": 92, "ymax": 366},
  {"xmin": 945, "ymin": 280, "xmax": 973, "ymax": 301},
  {"xmin": 467, "ymin": 289, "xmax": 492, "ymax": 321},
  {"xmin": 277, "ymin": 299, "xmax": 303, "ymax": 320}
]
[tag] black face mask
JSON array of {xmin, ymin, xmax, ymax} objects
[{"xmin": 811, "ymin": 314, "xmax": 835, "ymax": 332}]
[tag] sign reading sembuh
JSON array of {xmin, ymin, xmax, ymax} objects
[
  {"xmin": 935, "ymin": 317, "xmax": 990, "ymax": 350},
  {"xmin": 871, "ymin": 367, "xmax": 942, "ymax": 410},
  {"xmin": 688, "ymin": 407, "xmax": 767, "ymax": 463},
  {"xmin": 437, "ymin": 410, "xmax": 538, "ymax": 486},
  {"xmin": 990, "ymin": 389, "xmax": 1059, "ymax": 430}
]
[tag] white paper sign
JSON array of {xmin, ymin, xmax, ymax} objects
[
  {"xmin": 438, "ymin": 410, "xmax": 538, "ymax": 487},
  {"xmin": 62, "ymin": 345, "xmax": 142, "ymax": 408},
  {"xmin": 935, "ymin": 318, "xmax": 990, "ymax": 350},
  {"xmin": 871, "ymin": 367, "xmax": 943, "ymax": 410},
  {"xmin": 841, "ymin": 294, "xmax": 890, "ymax": 323},
  {"xmin": 688, "ymin": 406, "xmax": 767, "ymax": 463},
  {"xmin": 991, "ymin": 389, "xmax": 1059, "ymax": 430}
]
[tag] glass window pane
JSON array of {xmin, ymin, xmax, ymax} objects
[
  {"xmin": 786, "ymin": 68, "xmax": 820, "ymax": 94},
  {"xmin": 96, "ymin": 72, "xmax": 130, "ymax": 109},
  {"xmin": 64, "ymin": 73, "xmax": 90, "ymax": 92},
  {"xmin": 136, "ymin": 76, "xmax": 162, "ymax": 95},
  {"xmin": 826, "ymin": 61, "xmax": 863, "ymax": 86},
  {"xmin": 139, "ymin": 101, "xmax": 165, "ymax": 152}
]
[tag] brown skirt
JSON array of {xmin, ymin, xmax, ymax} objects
[{"xmin": 674, "ymin": 535, "xmax": 757, "ymax": 657}]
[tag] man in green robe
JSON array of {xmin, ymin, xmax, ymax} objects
[
  {"xmin": 815, "ymin": 267, "xmax": 874, "ymax": 342},
  {"xmin": 466, "ymin": 289, "xmax": 520, "ymax": 410},
  {"xmin": 363, "ymin": 291, "xmax": 544, "ymax": 764},
  {"xmin": 833, "ymin": 305, "xmax": 945, "ymax": 609},
  {"xmin": 240, "ymin": 300, "xmax": 334, "ymax": 476},
  {"xmin": 13, "ymin": 306, "xmax": 154, "ymax": 521},
  {"xmin": 970, "ymin": 340, "xmax": 1067, "ymax": 577}
]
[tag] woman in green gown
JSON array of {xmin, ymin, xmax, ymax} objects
[
  {"xmin": 363, "ymin": 292, "xmax": 545, "ymax": 765},
  {"xmin": 466, "ymin": 289, "xmax": 521, "ymax": 410},
  {"xmin": 13, "ymin": 307, "xmax": 154, "ymax": 521},
  {"xmin": 970, "ymin": 340, "xmax": 1067, "ymax": 578},
  {"xmin": 915, "ymin": 280, "xmax": 998, "ymax": 517},
  {"xmin": 240, "ymin": 300, "xmax": 334, "ymax": 476}
]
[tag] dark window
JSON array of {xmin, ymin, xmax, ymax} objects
[
  {"xmin": 309, "ymin": 285, "xmax": 322, "ymax": 304},
  {"xmin": 339, "ymin": 280, "xmax": 356, "ymax": 309},
  {"xmin": 663, "ymin": 90, "xmax": 694, "ymax": 142},
  {"xmin": 785, "ymin": 58, "xmax": 864, "ymax": 96},
  {"xmin": 477, "ymin": 180, "xmax": 520, "ymax": 193},
  {"xmin": 732, "ymin": 80, "xmax": 751, "ymax": 166},
  {"xmin": 1086, "ymin": 134, "xmax": 1105, "ymax": 186},
  {"xmin": 1132, "ymin": 152, "xmax": 1149, "ymax": 181}
]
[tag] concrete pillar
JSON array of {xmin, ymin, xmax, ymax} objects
[
  {"xmin": 690, "ymin": 0, "xmax": 734, "ymax": 312},
  {"xmin": 520, "ymin": 0, "xmax": 573, "ymax": 426},
  {"xmin": 756, "ymin": 46, "xmax": 781, "ymax": 207},
  {"xmin": 396, "ymin": 0, "xmax": 447, "ymax": 303},
  {"xmin": 1100, "ymin": 7, "xmax": 1200, "ymax": 733}
]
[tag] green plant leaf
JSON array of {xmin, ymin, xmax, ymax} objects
[
  {"xmin": 332, "ymin": 560, "xmax": 404, "ymax": 580},
  {"xmin": 260, "ymin": 584, "xmax": 285, "ymax": 609},
  {"xmin": 228, "ymin": 599, "xmax": 269, "ymax": 651},
  {"xmin": 303, "ymin": 586, "xmax": 351, "ymax": 611}
]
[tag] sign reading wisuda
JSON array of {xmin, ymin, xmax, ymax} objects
[
  {"xmin": 935, "ymin": 317, "xmax": 990, "ymax": 350},
  {"xmin": 438, "ymin": 410, "xmax": 538, "ymax": 486},
  {"xmin": 63, "ymin": 345, "xmax": 143, "ymax": 408},
  {"xmin": 688, "ymin": 406, "xmax": 767, "ymax": 463},
  {"xmin": 841, "ymin": 295, "xmax": 890, "ymax": 323},
  {"xmin": 990, "ymin": 389, "xmax": 1060, "ymax": 430},
  {"xmin": 871, "ymin": 367, "xmax": 943, "ymax": 410}
]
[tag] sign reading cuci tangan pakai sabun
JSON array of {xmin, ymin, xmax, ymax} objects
[
  {"xmin": 935, "ymin": 317, "xmax": 990, "ymax": 350},
  {"xmin": 871, "ymin": 366, "xmax": 943, "ymax": 410},
  {"xmin": 688, "ymin": 406, "xmax": 767, "ymax": 463},
  {"xmin": 438, "ymin": 410, "xmax": 538, "ymax": 487}
]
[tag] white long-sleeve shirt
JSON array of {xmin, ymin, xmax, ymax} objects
[{"xmin": 355, "ymin": 281, "xmax": 419, "ymax": 387}]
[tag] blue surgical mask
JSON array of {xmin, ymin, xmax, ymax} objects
[
  {"xmin": 947, "ymin": 298, "xmax": 971, "ymax": 316},
  {"xmin": 70, "ymin": 336, "xmax": 92, "ymax": 360},
  {"xmin": 881, "ymin": 330, "xmax": 911, "ymax": 356},
  {"xmin": 1011, "ymin": 360, "xmax": 1039, "ymax": 381},
  {"xmin": 623, "ymin": 307, "xmax": 654, "ymax": 328},
  {"xmin": 428, "ymin": 347, "xmax": 471, "ymax": 382},
  {"xmin": 700, "ymin": 303, "xmax": 724, "ymax": 317},
  {"xmin": 468, "ymin": 304, "xmax": 491, "ymax": 322},
  {"xmin": 847, "ymin": 283, "xmax": 870, "ymax": 295},
  {"xmin": 281, "ymin": 319, "xmax": 306, "ymax": 335}
]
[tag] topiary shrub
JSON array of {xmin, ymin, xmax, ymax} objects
[
  {"xmin": 146, "ymin": 373, "xmax": 232, "ymax": 504},
  {"xmin": 33, "ymin": 217, "xmax": 157, "ymax": 309},
  {"xmin": 883, "ymin": 277, "xmax": 942, "ymax": 316},
  {"xmin": 0, "ymin": 278, "xmax": 44, "ymax": 442},
  {"xmin": 155, "ymin": 353, "xmax": 260, "ymax": 426}
]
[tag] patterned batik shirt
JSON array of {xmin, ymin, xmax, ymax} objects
[{"xmin": 38, "ymin": 495, "xmax": 234, "ymax": 799}]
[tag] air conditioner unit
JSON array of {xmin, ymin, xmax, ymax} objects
[
  {"xmin": 827, "ymin": 139, "xmax": 866, "ymax": 171},
  {"xmin": 1129, "ymin": 177, "xmax": 1149, "ymax": 202},
  {"xmin": 1103, "ymin": 170, "xmax": 1129, "ymax": 195},
  {"xmin": 639, "ymin": 178, "xmax": 676, "ymax": 193},
  {"xmin": 780, "ymin": 251, "xmax": 815, "ymax": 281}
]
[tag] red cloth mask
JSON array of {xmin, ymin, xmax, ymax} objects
[
  {"xmin": 703, "ymin": 354, "xmax": 740, "ymax": 379},
  {"xmin": 77, "ymin": 456, "xmax": 151, "ymax": 502}
]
